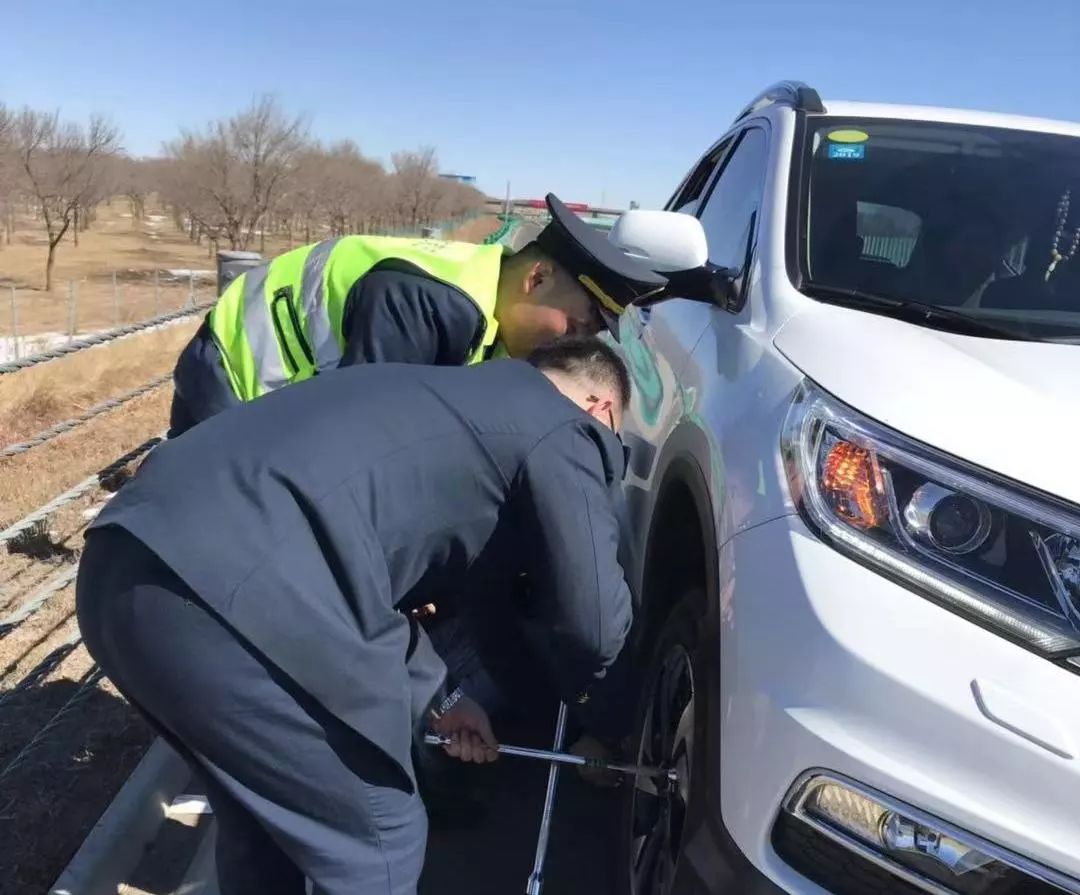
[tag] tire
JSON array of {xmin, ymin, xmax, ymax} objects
[{"xmin": 617, "ymin": 588, "xmax": 711, "ymax": 895}]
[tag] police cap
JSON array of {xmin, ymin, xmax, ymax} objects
[{"xmin": 535, "ymin": 193, "xmax": 668, "ymax": 339}]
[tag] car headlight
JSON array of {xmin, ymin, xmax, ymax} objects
[{"xmin": 782, "ymin": 382, "xmax": 1080, "ymax": 662}]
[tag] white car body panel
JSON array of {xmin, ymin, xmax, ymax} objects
[
  {"xmin": 722, "ymin": 516, "xmax": 1080, "ymax": 886},
  {"xmin": 616, "ymin": 90, "xmax": 1080, "ymax": 893}
]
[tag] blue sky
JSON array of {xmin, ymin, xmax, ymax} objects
[{"xmin": 2, "ymin": 0, "xmax": 1078, "ymax": 208}]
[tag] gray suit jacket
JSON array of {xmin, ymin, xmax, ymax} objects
[{"xmin": 94, "ymin": 359, "xmax": 632, "ymax": 786}]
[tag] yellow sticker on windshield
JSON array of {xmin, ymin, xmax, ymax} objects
[{"xmin": 827, "ymin": 129, "xmax": 870, "ymax": 144}]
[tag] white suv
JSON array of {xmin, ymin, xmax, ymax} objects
[{"xmin": 608, "ymin": 82, "xmax": 1080, "ymax": 894}]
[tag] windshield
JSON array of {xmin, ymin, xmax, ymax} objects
[{"xmin": 797, "ymin": 117, "xmax": 1080, "ymax": 341}]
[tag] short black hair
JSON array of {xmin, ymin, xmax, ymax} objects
[{"xmin": 526, "ymin": 336, "xmax": 632, "ymax": 411}]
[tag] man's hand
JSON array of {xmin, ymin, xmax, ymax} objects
[
  {"xmin": 569, "ymin": 735, "xmax": 620, "ymax": 788},
  {"xmin": 430, "ymin": 692, "xmax": 498, "ymax": 764}
]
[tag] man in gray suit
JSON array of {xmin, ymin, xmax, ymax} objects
[{"xmin": 76, "ymin": 336, "xmax": 634, "ymax": 895}]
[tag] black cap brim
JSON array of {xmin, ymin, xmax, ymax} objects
[{"xmin": 535, "ymin": 193, "xmax": 668, "ymax": 341}]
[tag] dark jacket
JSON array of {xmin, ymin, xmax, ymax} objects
[
  {"xmin": 170, "ymin": 260, "xmax": 485, "ymax": 436},
  {"xmin": 93, "ymin": 359, "xmax": 632, "ymax": 786}
]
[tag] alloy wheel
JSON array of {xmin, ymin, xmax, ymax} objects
[{"xmin": 627, "ymin": 643, "xmax": 696, "ymax": 894}]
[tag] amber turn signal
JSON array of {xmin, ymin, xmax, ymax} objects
[{"xmin": 820, "ymin": 440, "xmax": 887, "ymax": 530}]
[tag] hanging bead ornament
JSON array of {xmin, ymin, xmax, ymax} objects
[{"xmin": 1046, "ymin": 188, "xmax": 1080, "ymax": 281}]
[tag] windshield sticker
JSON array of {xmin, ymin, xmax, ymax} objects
[
  {"xmin": 827, "ymin": 128, "xmax": 870, "ymax": 144},
  {"xmin": 828, "ymin": 143, "xmax": 866, "ymax": 161}
]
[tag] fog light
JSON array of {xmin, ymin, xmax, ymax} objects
[
  {"xmin": 785, "ymin": 773, "xmax": 1079, "ymax": 894},
  {"xmin": 804, "ymin": 780, "xmax": 883, "ymax": 844},
  {"xmin": 881, "ymin": 814, "xmax": 994, "ymax": 875}
]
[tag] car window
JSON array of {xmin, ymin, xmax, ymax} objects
[
  {"xmin": 667, "ymin": 139, "xmax": 732, "ymax": 214},
  {"xmin": 697, "ymin": 127, "xmax": 769, "ymax": 284},
  {"xmin": 800, "ymin": 119, "xmax": 1080, "ymax": 341},
  {"xmin": 856, "ymin": 201, "xmax": 921, "ymax": 268}
]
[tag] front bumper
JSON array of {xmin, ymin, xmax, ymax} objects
[{"xmin": 717, "ymin": 513, "xmax": 1080, "ymax": 893}]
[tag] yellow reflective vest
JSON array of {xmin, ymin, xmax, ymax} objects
[{"xmin": 208, "ymin": 235, "xmax": 503, "ymax": 402}]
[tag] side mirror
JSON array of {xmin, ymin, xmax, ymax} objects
[
  {"xmin": 608, "ymin": 210, "xmax": 708, "ymax": 273},
  {"xmin": 658, "ymin": 263, "xmax": 737, "ymax": 307}
]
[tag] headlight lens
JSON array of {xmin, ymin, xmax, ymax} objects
[{"xmin": 782, "ymin": 382, "xmax": 1080, "ymax": 659}]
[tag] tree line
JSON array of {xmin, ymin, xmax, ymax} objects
[{"xmin": 0, "ymin": 96, "xmax": 487, "ymax": 290}]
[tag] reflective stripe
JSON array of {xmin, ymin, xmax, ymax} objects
[
  {"xmin": 300, "ymin": 237, "xmax": 342, "ymax": 370},
  {"xmin": 241, "ymin": 262, "xmax": 290, "ymax": 393}
]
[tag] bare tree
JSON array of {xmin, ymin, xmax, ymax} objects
[
  {"xmin": 0, "ymin": 104, "xmax": 15, "ymax": 250},
  {"xmin": 116, "ymin": 156, "xmax": 153, "ymax": 227},
  {"xmin": 274, "ymin": 146, "xmax": 325, "ymax": 246},
  {"xmin": 390, "ymin": 146, "xmax": 440, "ymax": 231},
  {"xmin": 431, "ymin": 178, "xmax": 485, "ymax": 226},
  {"xmin": 153, "ymin": 102, "xmax": 485, "ymax": 250},
  {"xmin": 164, "ymin": 95, "xmax": 308, "ymax": 250},
  {"xmin": 14, "ymin": 108, "xmax": 120, "ymax": 289},
  {"xmin": 71, "ymin": 148, "xmax": 121, "ymax": 246},
  {"xmin": 320, "ymin": 141, "xmax": 385, "ymax": 236}
]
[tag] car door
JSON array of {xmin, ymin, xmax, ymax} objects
[
  {"xmin": 617, "ymin": 136, "xmax": 736, "ymax": 471},
  {"xmin": 619, "ymin": 124, "xmax": 772, "ymax": 590}
]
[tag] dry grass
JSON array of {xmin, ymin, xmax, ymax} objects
[
  {"xmin": 0, "ymin": 320, "xmax": 196, "ymax": 445},
  {"xmin": 447, "ymin": 216, "xmax": 500, "ymax": 244},
  {"xmin": 0, "ymin": 386, "xmax": 171, "ymax": 528}
]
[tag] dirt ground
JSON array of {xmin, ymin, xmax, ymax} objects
[{"xmin": 0, "ymin": 206, "xmax": 501, "ymax": 894}]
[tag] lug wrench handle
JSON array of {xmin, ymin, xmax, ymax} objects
[{"xmin": 423, "ymin": 733, "xmax": 677, "ymax": 782}]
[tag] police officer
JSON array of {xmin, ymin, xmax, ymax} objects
[
  {"xmin": 76, "ymin": 336, "xmax": 635, "ymax": 895},
  {"xmin": 169, "ymin": 193, "xmax": 667, "ymax": 435}
]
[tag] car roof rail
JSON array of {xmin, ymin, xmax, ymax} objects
[{"xmin": 733, "ymin": 81, "xmax": 825, "ymax": 122}]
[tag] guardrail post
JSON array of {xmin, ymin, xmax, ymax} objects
[
  {"xmin": 10, "ymin": 286, "xmax": 18, "ymax": 360},
  {"xmin": 188, "ymin": 272, "xmax": 194, "ymax": 308},
  {"xmin": 67, "ymin": 281, "xmax": 76, "ymax": 343},
  {"xmin": 154, "ymin": 269, "xmax": 160, "ymax": 316},
  {"xmin": 112, "ymin": 271, "xmax": 120, "ymax": 325}
]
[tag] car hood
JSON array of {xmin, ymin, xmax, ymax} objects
[{"xmin": 773, "ymin": 302, "xmax": 1080, "ymax": 506}]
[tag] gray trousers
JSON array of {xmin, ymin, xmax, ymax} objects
[{"xmin": 77, "ymin": 527, "xmax": 427, "ymax": 895}]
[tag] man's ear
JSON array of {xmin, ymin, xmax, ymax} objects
[
  {"xmin": 523, "ymin": 259, "xmax": 555, "ymax": 296},
  {"xmin": 585, "ymin": 395, "xmax": 613, "ymax": 418}
]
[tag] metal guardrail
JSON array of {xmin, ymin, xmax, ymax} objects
[{"xmin": 483, "ymin": 215, "xmax": 522, "ymax": 246}]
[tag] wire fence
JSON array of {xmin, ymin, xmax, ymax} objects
[
  {"xmin": 1, "ymin": 374, "xmax": 171, "ymax": 455},
  {"xmin": 0, "ymin": 664, "xmax": 105, "ymax": 785},
  {"xmin": 0, "ymin": 565, "xmax": 82, "ymax": 636},
  {"xmin": 0, "ymin": 434, "xmax": 163, "ymax": 546},
  {"xmin": 0, "ymin": 630, "xmax": 83, "ymax": 709},
  {"xmin": 2, "ymin": 268, "xmax": 214, "ymax": 365},
  {"xmin": 0, "ymin": 299, "xmax": 215, "ymax": 376}
]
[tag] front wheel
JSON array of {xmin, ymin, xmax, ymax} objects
[{"xmin": 618, "ymin": 589, "xmax": 709, "ymax": 895}]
